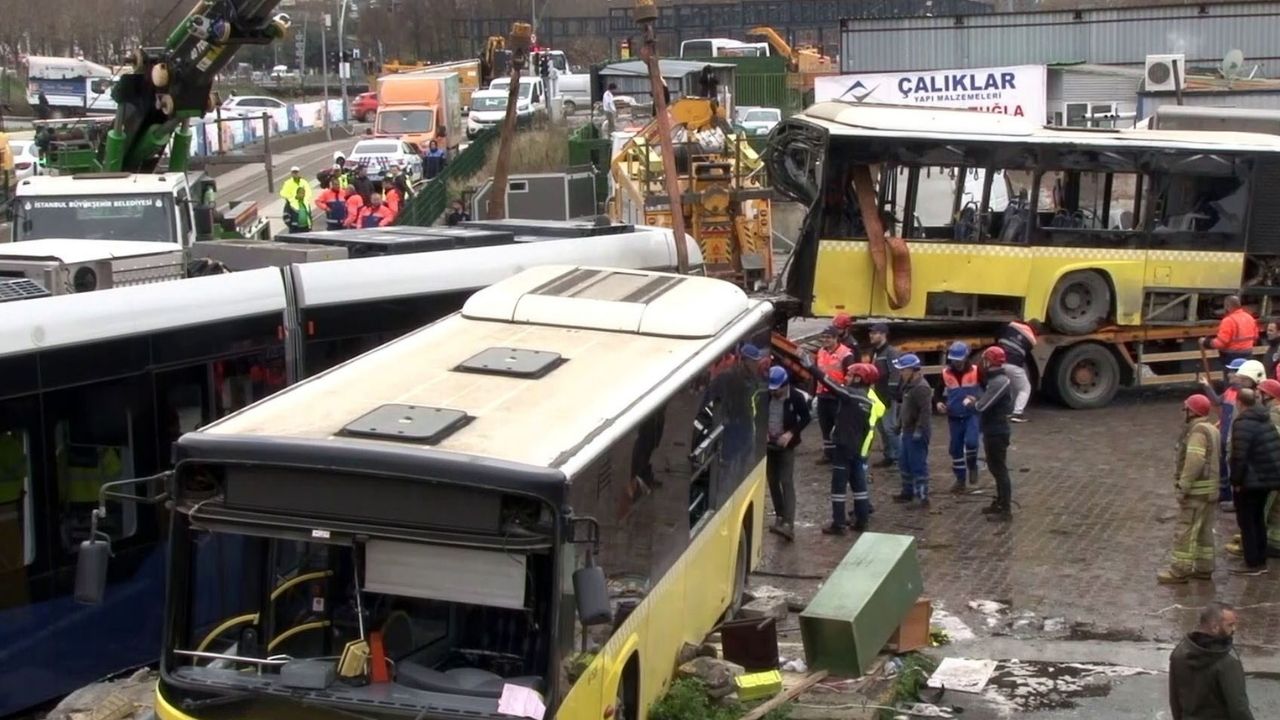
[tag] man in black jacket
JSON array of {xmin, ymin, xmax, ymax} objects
[
  {"xmin": 1228, "ymin": 388, "xmax": 1280, "ymax": 575},
  {"xmin": 868, "ymin": 323, "xmax": 902, "ymax": 467},
  {"xmin": 805, "ymin": 355, "xmax": 876, "ymax": 535},
  {"xmin": 765, "ymin": 366, "xmax": 811, "ymax": 542},
  {"xmin": 967, "ymin": 346, "xmax": 1016, "ymax": 521},
  {"xmin": 1169, "ymin": 601, "xmax": 1254, "ymax": 719}
]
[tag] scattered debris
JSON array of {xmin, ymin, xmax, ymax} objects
[
  {"xmin": 676, "ymin": 656, "xmax": 745, "ymax": 698},
  {"xmin": 966, "ymin": 600, "xmax": 1008, "ymax": 615},
  {"xmin": 929, "ymin": 608, "xmax": 975, "ymax": 642},
  {"xmin": 983, "ymin": 660, "xmax": 1154, "ymax": 711},
  {"xmin": 47, "ymin": 668, "xmax": 156, "ymax": 720},
  {"xmin": 781, "ymin": 657, "xmax": 809, "ymax": 673},
  {"xmin": 742, "ymin": 596, "xmax": 791, "ymax": 622},
  {"xmin": 926, "ymin": 657, "xmax": 998, "ymax": 694}
]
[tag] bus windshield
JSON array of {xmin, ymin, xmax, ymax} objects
[
  {"xmin": 170, "ymin": 522, "xmax": 555, "ymax": 713},
  {"xmin": 17, "ymin": 194, "xmax": 176, "ymax": 243},
  {"xmin": 376, "ymin": 109, "xmax": 434, "ymax": 135}
]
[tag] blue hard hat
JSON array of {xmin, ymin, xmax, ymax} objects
[
  {"xmin": 947, "ymin": 341, "xmax": 970, "ymax": 362},
  {"xmin": 740, "ymin": 343, "xmax": 765, "ymax": 361},
  {"xmin": 893, "ymin": 353, "xmax": 922, "ymax": 370},
  {"xmin": 1227, "ymin": 357, "xmax": 1248, "ymax": 370},
  {"xmin": 768, "ymin": 366, "xmax": 789, "ymax": 390}
]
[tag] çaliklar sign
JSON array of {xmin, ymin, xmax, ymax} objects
[{"xmin": 814, "ymin": 64, "xmax": 1047, "ymax": 121}]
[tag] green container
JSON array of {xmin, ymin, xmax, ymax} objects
[{"xmin": 799, "ymin": 533, "xmax": 923, "ymax": 677}]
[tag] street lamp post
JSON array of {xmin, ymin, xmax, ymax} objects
[{"xmin": 338, "ymin": 0, "xmax": 351, "ymax": 124}]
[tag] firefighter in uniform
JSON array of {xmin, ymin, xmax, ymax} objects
[
  {"xmin": 813, "ymin": 327, "xmax": 852, "ymax": 464},
  {"xmin": 1158, "ymin": 394, "xmax": 1221, "ymax": 584},
  {"xmin": 804, "ymin": 355, "xmax": 875, "ymax": 535},
  {"xmin": 937, "ymin": 341, "xmax": 983, "ymax": 492}
]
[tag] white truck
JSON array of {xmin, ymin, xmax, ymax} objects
[
  {"xmin": 0, "ymin": 171, "xmax": 300, "ymax": 298},
  {"xmin": 24, "ymin": 56, "xmax": 118, "ymax": 118}
]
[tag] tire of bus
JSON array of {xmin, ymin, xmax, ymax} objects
[
  {"xmin": 1047, "ymin": 270, "xmax": 1112, "ymax": 335},
  {"xmin": 1047, "ymin": 342, "xmax": 1121, "ymax": 409}
]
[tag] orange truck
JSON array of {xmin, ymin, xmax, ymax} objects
[{"xmin": 374, "ymin": 71, "xmax": 463, "ymax": 152}]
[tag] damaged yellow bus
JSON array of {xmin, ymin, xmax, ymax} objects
[{"xmin": 768, "ymin": 102, "xmax": 1280, "ymax": 335}]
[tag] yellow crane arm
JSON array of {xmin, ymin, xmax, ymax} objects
[{"xmin": 747, "ymin": 26, "xmax": 797, "ymax": 70}]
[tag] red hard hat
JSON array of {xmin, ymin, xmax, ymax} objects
[
  {"xmin": 1183, "ymin": 393, "xmax": 1212, "ymax": 417},
  {"xmin": 833, "ymin": 313, "xmax": 854, "ymax": 330},
  {"xmin": 981, "ymin": 345, "xmax": 1006, "ymax": 367},
  {"xmin": 849, "ymin": 362, "xmax": 880, "ymax": 385},
  {"xmin": 1259, "ymin": 379, "xmax": 1280, "ymax": 401}
]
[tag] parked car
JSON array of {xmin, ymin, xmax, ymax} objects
[
  {"xmin": 734, "ymin": 106, "xmax": 782, "ymax": 136},
  {"xmin": 7, "ymin": 140, "xmax": 41, "ymax": 181},
  {"xmin": 351, "ymin": 92, "xmax": 379, "ymax": 123},
  {"xmin": 347, "ymin": 138, "xmax": 423, "ymax": 181},
  {"xmin": 221, "ymin": 95, "xmax": 288, "ymax": 114}
]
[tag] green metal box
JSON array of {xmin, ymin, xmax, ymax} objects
[{"xmin": 799, "ymin": 533, "xmax": 923, "ymax": 677}]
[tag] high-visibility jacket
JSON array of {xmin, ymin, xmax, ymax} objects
[
  {"xmin": 1211, "ymin": 308, "xmax": 1258, "ymax": 352},
  {"xmin": 815, "ymin": 345, "xmax": 851, "ymax": 395},
  {"xmin": 862, "ymin": 387, "xmax": 887, "ymax": 458},
  {"xmin": 1176, "ymin": 419, "xmax": 1220, "ymax": 496},
  {"xmin": 316, "ymin": 189, "xmax": 348, "ymax": 229},
  {"xmin": 59, "ymin": 446, "xmax": 123, "ymax": 503},
  {"xmin": 279, "ymin": 176, "xmax": 313, "ymax": 207},
  {"xmin": 385, "ymin": 187, "xmax": 402, "ymax": 216},
  {"xmin": 941, "ymin": 364, "xmax": 982, "ymax": 418},
  {"xmin": 356, "ymin": 204, "xmax": 395, "ymax": 228},
  {"xmin": 343, "ymin": 194, "xmax": 365, "ymax": 228}
]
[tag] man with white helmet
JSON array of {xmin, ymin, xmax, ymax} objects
[
  {"xmin": 764, "ymin": 366, "xmax": 811, "ymax": 542},
  {"xmin": 1204, "ymin": 358, "xmax": 1265, "ymax": 509},
  {"xmin": 1158, "ymin": 394, "xmax": 1220, "ymax": 584}
]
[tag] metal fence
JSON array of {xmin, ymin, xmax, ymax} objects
[
  {"xmin": 396, "ymin": 128, "xmax": 499, "ymax": 227},
  {"xmin": 568, "ymin": 123, "xmax": 613, "ymax": 208},
  {"xmin": 733, "ymin": 73, "xmax": 805, "ymax": 116}
]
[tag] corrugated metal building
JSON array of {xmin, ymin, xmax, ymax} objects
[
  {"xmin": 1048, "ymin": 64, "xmax": 1143, "ymax": 126},
  {"xmin": 1045, "ymin": 62, "xmax": 1280, "ymax": 127},
  {"xmin": 840, "ymin": 2, "xmax": 1280, "ymax": 76}
]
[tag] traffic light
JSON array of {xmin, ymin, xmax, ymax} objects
[{"xmin": 327, "ymin": 50, "xmax": 340, "ymax": 68}]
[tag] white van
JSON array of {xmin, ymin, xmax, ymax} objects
[{"xmin": 488, "ymin": 76, "xmax": 549, "ymax": 123}]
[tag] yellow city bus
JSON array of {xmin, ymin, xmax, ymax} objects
[
  {"xmin": 768, "ymin": 102, "xmax": 1280, "ymax": 335},
  {"xmin": 77, "ymin": 266, "xmax": 775, "ymax": 720}
]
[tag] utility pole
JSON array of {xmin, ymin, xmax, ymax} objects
[
  {"xmin": 338, "ymin": 0, "xmax": 351, "ymax": 124},
  {"xmin": 322, "ymin": 12, "xmax": 332, "ymax": 137},
  {"xmin": 635, "ymin": 0, "xmax": 689, "ymax": 274},
  {"xmin": 486, "ymin": 22, "xmax": 533, "ymax": 221}
]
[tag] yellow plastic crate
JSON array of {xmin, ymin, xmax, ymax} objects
[{"xmin": 734, "ymin": 669, "xmax": 783, "ymax": 702}]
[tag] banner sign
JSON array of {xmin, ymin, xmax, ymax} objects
[{"xmin": 815, "ymin": 64, "xmax": 1047, "ymax": 121}]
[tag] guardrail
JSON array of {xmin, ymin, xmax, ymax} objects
[{"xmin": 396, "ymin": 128, "xmax": 498, "ymax": 227}]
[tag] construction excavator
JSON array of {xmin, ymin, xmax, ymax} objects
[
  {"xmin": 747, "ymin": 25, "xmax": 838, "ymax": 99},
  {"xmin": 608, "ymin": 92, "xmax": 775, "ymax": 292}
]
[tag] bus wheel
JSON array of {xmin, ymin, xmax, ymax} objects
[
  {"xmin": 1051, "ymin": 343, "xmax": 1120, "ymax": 409},
  {"xmin": 1048, "ymin": 271, "xmax": 1111, "ymax": 335}
]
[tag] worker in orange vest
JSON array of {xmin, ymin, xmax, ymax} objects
[
  {"xmin": 1203, "ymin": 295, "xmax": 1258, "ymax": 382},
  {"xmin": 342, "ymin": 188, "xmax": 365, "ymax": 228},
  {"xmin": 356, "ymin": 193, "xmax": 396, "ymax": 228},
  {"xmin": 813, "ymin": 326, "xmax": 852, "ymax": 464},
  {"xmin": 314, "ymin": 183, "xmax": 348, "ymax": 231}
]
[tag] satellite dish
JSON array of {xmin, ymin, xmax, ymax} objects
[{"xmin": 1221, "ymin": 48, "xmax": 1246, "ymax": 79}]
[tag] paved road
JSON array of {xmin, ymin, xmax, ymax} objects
[{"xmin": 759, "ymin": 364, "xmax": 1280, "ymax": 716}]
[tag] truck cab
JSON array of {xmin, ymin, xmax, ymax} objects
[
  {"xmin": 374, "ymin": 71, "xmax": 463, "ymax": 152},
  {"xmin": 2, "ymin": 171, "xmax": 269, "ymax": 298}
]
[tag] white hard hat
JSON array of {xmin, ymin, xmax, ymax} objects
[
  {"xmin": 289, "ymin": 165, "xmax": 301, "ymax": 172},
  {"xmin": 1237, "ymin": 359, "xmax": 1267, "ymax": 384}
]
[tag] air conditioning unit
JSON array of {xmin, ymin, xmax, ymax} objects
[{"xmin": 1145, "ymin": 54, "xmax": 1187, "ymax": 92}]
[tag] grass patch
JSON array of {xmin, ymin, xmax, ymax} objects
[
  {"xmin": 875, "ymin": 654, "xmax": 939, "ymax": 720},
  {"xmin": 1, "ymin": 70, "xmax": 30, "ymax": 116},
  {"xmin": 649, "ymin": 677, "xmax": 791, "ymax": 720},
  {"xmin": 446, "ymin": 125, "xmax": 571, "ymax": 201}
]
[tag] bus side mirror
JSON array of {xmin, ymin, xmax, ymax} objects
[
  {"xmin": 74, "ymin": 536, "xmax": 110, "ymax": 605},
  {"xmin": 573, "ymin": 563, "xmax": 610, "ymax": 626}
]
